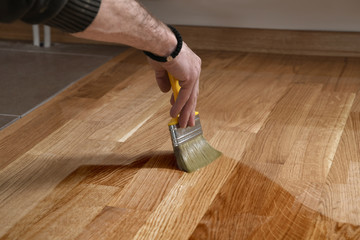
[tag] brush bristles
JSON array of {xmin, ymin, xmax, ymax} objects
[{"xmin": 174, "ymin": 135, "xmax": 222, "ymax": 172}]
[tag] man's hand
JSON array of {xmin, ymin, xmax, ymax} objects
[
  {"xmin": 147, "ymin": 42, "xmax": 201, "ymax": 128},
  {"xmin": 71, "ymin": 0, "xmax": 201, "ymax": 128}
]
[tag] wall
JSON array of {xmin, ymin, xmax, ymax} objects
[{"xmin": 139, "ymin": 0, "xmax": 360, "ymax": 32}]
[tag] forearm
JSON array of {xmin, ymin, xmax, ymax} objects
[{"xmin": 72, "ymin": 0, "xmax": 177, "ymax": 57}]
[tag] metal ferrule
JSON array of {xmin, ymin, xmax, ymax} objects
[{"xmin": 169, "ymin": 114, "xmax": 203, "ymax": 147}]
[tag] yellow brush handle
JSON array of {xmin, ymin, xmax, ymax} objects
[
  {"xmin": 167, "ymin": 73, "xmax": 198, "ymax": 126},
  {"xmin": 168, "ymin": 73, "xmax": 181, "ymax": 102}
]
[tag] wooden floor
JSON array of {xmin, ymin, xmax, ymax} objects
[{"xmin": 1, "ymin": 48, "xmax": 360, "ymax": 239}]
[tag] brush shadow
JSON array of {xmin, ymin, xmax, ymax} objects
[{"xmin": 0, "ymin": 151, "xmax": 181, "ymax": 195}]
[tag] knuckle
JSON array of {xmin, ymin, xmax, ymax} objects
[
  {"xmin": 183, "ymin": 73, "xmax": 192, "ymax": 83},
  {"xmin": 198, "ymin": 57, "xmax": 202, "ymax": 66}
]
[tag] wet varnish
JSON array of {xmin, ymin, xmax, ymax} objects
[{"xmin": 1, "ymin": 49, "xmax": 360, "ymax": 239}]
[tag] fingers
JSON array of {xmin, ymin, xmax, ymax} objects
[
  {"xmin": 170, "ymin": 94, "xmax": 175, "ymax": 105},
  {"xmin": 188, "ymin": 111, "xmax": 196, "ymax": 127},
  {"xmin": 170, "ymin": 83, "xmax": 192, "ymax": 118},
  {"xmin": 176, "ymin": 78, "xmax": 199, "ymax": 128},
  {"xmin": 155, "ymin": 70, "xmax": 171, "ymax": 93},
  {"xmin": 178, "ymin": 102, "xmax": 196, "ymax": 128},
  {"xmin": 147, "ymin": 57, "xmax": 171, "ymax": 93}
]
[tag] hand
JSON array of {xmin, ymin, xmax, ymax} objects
[{"xmin": 147, "ymin": 42, "xmax": 201, "ymax": 128}]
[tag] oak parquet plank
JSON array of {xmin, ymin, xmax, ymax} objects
[
  {"xmin": 280, "ymin": 181, "xmax": 324, "ymax": 210},
  {"xmin": 291, "ymin": 55, "xmax": 360, "ymax": 93},
  {"xmin": 1, "ymin": 184, "xmax": 118, "ymax": 240},
  {"xmin": 318, "ymin": 106, "xmax": 360, "ymax": 225},
  {"xmin": 190, "ymin": 161, "xmax": 322, "ymax": 240},
  {"xmin": 198, "ymin": 53, "xmax": 294, "ymax": 134},
  {"xmin": 310, "ymin": 215, "xmax": 360, "ymax": 239},
  {"xmin": 0, "ymin": 119, "xmax": 125, "ymax": 236},
  {"xmin": 0, "ymin": 158, "xmax": 147, "ymax": 239},
  {"xmin": 26, "ymin": 120, "xmax": 117, "ymax": 157},
  {"xmin": 81, "ymin": 69, "xmax": 169, "ymax": 142},
  {"xmin": 233, "ymin": 89, "xmax": 354, "ymax": 221},
  {"xmin": 72, "ymin": 50, "xmax": 146, "ymax": 99},
  {"xmin": 291, "ymin": 55, "xmax": 346, "ymax": 87},
  {"xmin": 0, "ymin": 171, "xmax": 89, "ymax": 237},
  {"xmin": 278, "ymin": 91, "xmax": 354, "ymax": 183},
  {"xmin": 76, "ymin": 207, "xmax": 151, "ymax": 240},
  {"xmin": 209, "ymin": 130, "xmax": 256, "ymax": 162},
  {"xmin": 319, "ymin": 183, "xmax": 360, "ymax": 225},
  {"xmin": 324, "ymin": 58, "xmax": 360, "ymax": 93},
  {"xmin": 247, "ymin": 203, "xmax": 320, "ymax": 240},
  {"xmin": 327, "ymin": 112, "xmax": 360, "ymax": 184},
  {"xmin": 0, "ymin": 97, "xmax": 96, "ymax": 170},
  {"xmin": 189, "ymin": 213, "xmax": 269, "ymax": 240},
  {"xmin": 74, "ymin": 155, "xmax": 172, "ymax": 240},
  {"xmin": 240, "ymin": 84, "xmax": 323, "ymax": 165},
  {"xmin": 80, "ymin": 161, "xmax": 147, "ymax": 188},
  {"xmin": 197, "ymin": 50, "xmax": 246, "ymax": 70},
  {"xmin": 74, "ymin": 65, "xmax": 156, "ymax": 121},
  {"xmin": 111, "ymin": 105, "xmax": 171, "ymax": 159},
  {"xmin": 0, "ymin": 153, "xmax": 87, "ymax": 236},
  {"xmin": 346, "ymin": 162, "xmax": 360, "ymax": 184},
  {"xmin": 108, "ymin": 153, "xmax": 183, "ymax": 211}
]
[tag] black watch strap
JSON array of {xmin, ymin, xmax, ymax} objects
[{"xmin": 144, "ymin": 25, "xmax": 183, "ymax": 62}]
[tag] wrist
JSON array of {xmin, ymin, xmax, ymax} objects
[
  {"xmin": 144, "ymin": 25, "xmax": 183, "ymax": 63},
  {"xmin": 156, "ymin": 27, "xmax": 177, "ymax": 56}
]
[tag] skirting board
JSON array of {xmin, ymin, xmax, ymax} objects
[
  {"xmin": 1, "ymin": 21, "xmax": 360, "ymax": 57},
  {"xmin": 177, "ymin": 26, "xmax": 360, "ymax": 57}
]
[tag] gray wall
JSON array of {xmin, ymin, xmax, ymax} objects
[{"xmin": 139, "ymin": 0, "xmax": 360, "ymax": 32}]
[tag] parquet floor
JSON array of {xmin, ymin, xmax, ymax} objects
[{"xmin": 1, "ymin": 48, "xmax": 360, "ymax": 239}]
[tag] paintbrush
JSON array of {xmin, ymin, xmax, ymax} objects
[{"xmin": 168, "ymin": 73, "xmax": 222, "ymax": 172}]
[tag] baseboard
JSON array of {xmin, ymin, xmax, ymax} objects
[
  {"xmin": 1, "ymin": 21, "xmax": 360, "ymax": 57},
  {"xmin": 177, "ymin": 26, "xmax": 360, "ymax": 57}
]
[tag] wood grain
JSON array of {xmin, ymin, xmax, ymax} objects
[
  {"xmin": 190, "ymin": 162, "xmax": 319, "ymax": 240},
  {"xmin": 1, "ymin": 49, "xmax": 360, "ymax": 239}
]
